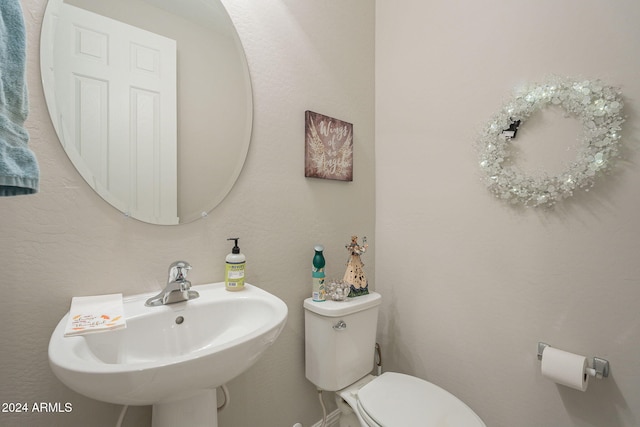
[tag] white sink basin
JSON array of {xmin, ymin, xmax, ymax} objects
[{"xmin": 49, "ymin": 283, "xmax": 288, "ymax": 406}]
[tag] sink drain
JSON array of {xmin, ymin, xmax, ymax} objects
[{"xmin": 175, "ymin": 316, "xmax": 184, "ymax": 325}]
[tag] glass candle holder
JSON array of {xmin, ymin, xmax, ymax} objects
[{"xmin": 326, "ymin": 279, "xmax": 350, "ymax": 301}]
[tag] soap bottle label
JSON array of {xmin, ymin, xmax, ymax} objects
[{"xmin": 225, "ymin": 263, "xmax": 245, "ymax": 290}]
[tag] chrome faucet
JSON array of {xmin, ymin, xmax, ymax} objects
[{"xmin": 145, "ymin": 261, "xmax": 200, "ymax": 306}]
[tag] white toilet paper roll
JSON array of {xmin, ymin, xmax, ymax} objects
[{"xmin": 541, "ymin": 346, "xmax": 589, "ymax": 391}]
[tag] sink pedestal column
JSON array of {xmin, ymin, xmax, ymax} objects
[{"xmin": 152, "ymin": 389, "xmax": 218, "ymax": 427}]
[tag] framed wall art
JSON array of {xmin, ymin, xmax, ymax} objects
[{"xmin": 305, "ymin": 111, "xmax": 353, "ymax": 181}]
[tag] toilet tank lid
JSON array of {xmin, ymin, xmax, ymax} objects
[{"xmin": 303, "ymin": 292, "xmax": 381, "ymax": 317}]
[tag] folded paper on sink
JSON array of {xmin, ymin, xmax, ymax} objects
[{"xmin": 64, "ymin": 293, "xmax": 126, "ymax": 337}]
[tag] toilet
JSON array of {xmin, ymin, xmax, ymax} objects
[{"xmin": 304, "ymin": 292, "xmax": 486, "ymax": 427}]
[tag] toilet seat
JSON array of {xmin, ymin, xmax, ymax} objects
[{"xmin": 356, "ymin": 372, "xmax": 485, "ymax": 427}]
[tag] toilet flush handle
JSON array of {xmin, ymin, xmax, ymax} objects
[{"xmin": 333, "ymin": 320, "xmax": 347, "ymax": 331}]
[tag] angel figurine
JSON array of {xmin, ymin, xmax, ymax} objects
[{"xmin": 343, "ymin": 236, "xmax": 369, "ymax": 297}]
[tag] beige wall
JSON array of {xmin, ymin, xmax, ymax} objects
[
  {"xmin": 7, "ymin": 1, "xmax": 638, "ymax": 426},
  {"xmin": 376, "ymin": 1, "xmax": 640, "ymax": 426},
  {"xmin": 0, "ymin": 1, "xmax": 374, "ymax": 426}
]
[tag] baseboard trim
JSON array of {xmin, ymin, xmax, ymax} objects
[{"xmin": 310, "ymin": 409, "xmax": 341, "ymax": 427}]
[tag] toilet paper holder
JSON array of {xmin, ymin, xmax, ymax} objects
[{"xmin": 537, "ymin": 342, "xmax": 610, "ymax": 379}]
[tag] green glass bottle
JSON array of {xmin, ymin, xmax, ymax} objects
[{"xmin": 312, "ymin": 245, "xmax": 326, "ymax": 302}]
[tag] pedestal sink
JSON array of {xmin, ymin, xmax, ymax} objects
[{"xmin": 48, "ymin": 283, "xmax": 288, "ymax": 427}]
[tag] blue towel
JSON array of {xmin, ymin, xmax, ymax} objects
[{"xmin": 0, "ymin": 0, "xmax": 39, "ymax": 196}]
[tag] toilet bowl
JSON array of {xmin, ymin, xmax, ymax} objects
[{"xmin": 304, "ymin": 293, "xmax": 485, "ymax": 427}]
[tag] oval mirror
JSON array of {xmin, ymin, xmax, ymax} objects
[{"xmin": 40, "ymin": 0, "xmax": 253, "ymax": 225}]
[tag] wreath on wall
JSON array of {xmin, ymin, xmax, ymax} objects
[{"xmin": 477, "ymin": 77, "xmax": 625, "ymax": 207}]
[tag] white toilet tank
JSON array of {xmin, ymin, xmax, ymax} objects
[{"xmin": 304, "ymin": 292, "xmax": 382, "ymax": 391}]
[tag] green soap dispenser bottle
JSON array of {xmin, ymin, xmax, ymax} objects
[
  {"xmin": 312, "ymin": 245, "xmax": 326, "ymax": 301},
  {"xmin": 225, "ymin": 238, "xmax": 245, "ymax": 291}
]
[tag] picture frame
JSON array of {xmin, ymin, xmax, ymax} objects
[{"xmin": 304, "ymin": 111, "xmax": 353, "ymax": 181}]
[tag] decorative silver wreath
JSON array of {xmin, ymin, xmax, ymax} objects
[{"xmin": 477, "ymin": 77, "xmax": 624, "ymax": 207}]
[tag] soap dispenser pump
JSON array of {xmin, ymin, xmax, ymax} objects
[{"xmin": 225, "ymin": 237, "xmax": 245, "ymax": 291}]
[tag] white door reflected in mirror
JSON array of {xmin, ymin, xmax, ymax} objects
[
  {"xmin": 41, "ymin": 0, "xmax": 253, "ymax": 224},
  {"xmin": 55, "ymin": 4, "xmax": 178, "ymax": 224}
]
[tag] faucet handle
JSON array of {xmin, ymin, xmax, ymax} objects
[{"xmin": 168, "ymin": 261, "xmax": 192, "ymax": 282}]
